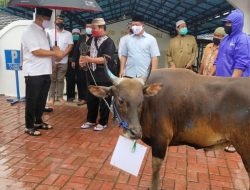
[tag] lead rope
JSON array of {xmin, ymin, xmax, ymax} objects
[
  {"xmin": 86, "ymin": 62, "xmax": 130, "ymax": 131},
  {"xmin": 86, "ymin": 62, "xmax": 112, "ymax": 112},
  {"xmin": 86, "ymin": 60, "xmax": 137, "ymax": 152}
]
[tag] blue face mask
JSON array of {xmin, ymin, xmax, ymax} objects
[
  {"xmin": 73, "ymin": 34, "xmax": 79, "ymax": 41},
  {"xmin": 179, "ymin": 27, "xmax": 188, "ymax": 36}
]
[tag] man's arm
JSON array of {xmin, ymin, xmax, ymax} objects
[
  {"xmin": 209, "ymin": 65, "xmax": 216, "ymax": 76},
  {"xmin": 63, "ymin": 44, "xmax": 73, "ymax": 57},
  {"xmin": 232, "ymin": 69, "xmax": 243, "ymax": 77},
  {"xmin": 151, "ymin": 56, "xmax": 158, "ymax": 70},
  {"xmin": 32, "ymin": 49, "xmax": 55, "ymax": 57},
  {"xmin": 119, "ymin": 55, "xmax": 127, "ymax": 77},
  {"xmin": 232, "ymin": 35, "xmax": 250, "ymax": 77},
  {"xmin": 32, "ymin": 46, "xmax": 63, "ymax": 58},
  {"xmin": 85, "ymin": 56, "xmax": 106, "ymax": 64},
  {"xmin": 186, "ymin": 36, "xmax": 198, "ymax": 69},
  {"xmin": 166, "ymin": 42, "xmax": 176, "ymax": 68}
]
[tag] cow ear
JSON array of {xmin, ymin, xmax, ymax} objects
[
  {"xmin": 88, "ymin": 85, "xmax": 113, "ymax": 98},
  {"xmin": 143, "ymin": 83, "xmax": 163, "ymax": 97}
]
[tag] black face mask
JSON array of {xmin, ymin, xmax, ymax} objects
[
  {"xmin": 56, "ymin": 23, "xmax": 64, "ymax": 30},
  {"xmin": 213, "ymin": 37, "xmax": 221, "ymax": 45},
  {"xmin": 224, "ymin": 25, "xmax": 232, "ymax": 35}
]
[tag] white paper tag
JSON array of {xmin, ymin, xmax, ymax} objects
[{"xmin": 110, "ymin": 135, "xmax": 147, "ymax": 176}]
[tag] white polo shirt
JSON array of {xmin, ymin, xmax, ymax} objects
[
  {"xmin": 47, "ymin": 29, "xmax": 73, "ymax": 64},
  {"xmin": 21, "ymin": 23, "xmax": 52, "ymax": 76}
]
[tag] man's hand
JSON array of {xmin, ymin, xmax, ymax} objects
[
  {"xmin": 53, "ymin": 46, "xmax": 64, "ymax": 60},
  {"xmin": 119, "ymin": 69, "xmax": 125, "ymax": 78},
  {"xmin": 79, "ymin": 55, "xmax": 90, "ymax": 68},
  {"xmin": 185, "ymin": 63, "xmax": 193, "ymax": 69},
  {"xmin": 232, "ymin": 69, "xmax": 243, "ymax": 77},
  {"xmin": 71, "ymin": 62, "xmax": 76, "ymax": 69},
  {"xmin": 170, "ymin": 64, "xmax": 176, "ymax": 69}
]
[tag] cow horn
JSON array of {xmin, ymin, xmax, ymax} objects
[
  {"xmin": 141, "ymin": 62, "xmax": 152, "ymax": 83},
  {"xmin": 104, "ymin": 63, "xmax": 122, "ymax": 85}
]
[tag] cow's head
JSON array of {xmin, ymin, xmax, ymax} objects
[{"xmin": 89, "ymin": 64, "xmax": 162, "ymax": 140}]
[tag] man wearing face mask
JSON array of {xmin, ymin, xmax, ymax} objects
[
  {"xmin": 199, "ymin": 27, "xmax": 226, "ymax": 76},
  {"xmin": 47, "ymin": 16, "xmax": 73, "ymax": 108},
  {"xmin": 21, "ymin": 8, "xmax": 64, "ymax": 136},
  {"xmin": 65, "ymin": 28, "xmax": 81, "ymax": 102},
  {"xmin": 213, "ymin": 9, "xmax": 250, "ymax": 153},
  {"xmin": 120, "ymin": 15, "xmax": 160, "ymax": 77},
  {"xmin": 72, "ymin": 20, "xmax": 92, "ymax": 106},
  {"xmin": 167, "ymin": 20, "xmax": 197, "ymax": 69},
  {"xmin": 79, "ymin": 18, "xmax": 116, "ymax": 131}
]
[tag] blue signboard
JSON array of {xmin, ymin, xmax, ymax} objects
[{"xmin": 4, "ymin": 50, "xmax": 22, "ymax": 71}]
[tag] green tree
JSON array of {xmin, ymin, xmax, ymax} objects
[{"xmin": 0, "ymin": 0, "xmax": 10, "ymax": 7}]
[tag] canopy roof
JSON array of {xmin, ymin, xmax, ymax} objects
[{"xmin": 0, "ymin": 0, "xmax": 234, "ymax": 35}]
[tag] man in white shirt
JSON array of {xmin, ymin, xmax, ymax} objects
[
  {"xmin": 120, "ymin": 15, "xmax": 160, "ymax": 78},
  {"xmin": 21, "ymin": 8, "xmax": 64, "ymax": 136},
  {"xmin": 47, "ymin": 16, "xmax": 73, "ymax": 106}
]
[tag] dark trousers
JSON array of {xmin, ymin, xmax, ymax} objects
[
  {"xmin": 25, "ymin": 75, "xmax": 51, "ymax": 129},
  {"xmin": 66, "ymin": 65, "xmax": 76, "ymax": 100},
  {"xmin": 87, "ymin": 81, "xmax": 111, "ymax": 125},
  {"xmin": 66, "ymin": 64, "xmax": 88, "ymax": 101},
  {"xmin": 76, "ymin": 69, "xmax": 88, "ymax": 101}
]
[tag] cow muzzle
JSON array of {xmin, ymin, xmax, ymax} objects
[{"xmin": 123, "ymin": 127, "xmax": 142, "ymax": 140}]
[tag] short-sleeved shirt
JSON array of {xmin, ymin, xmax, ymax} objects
[
  {"xmin": 118, "ymin": 34, "xmax": 130, "ymax": 59},
  {"xmin": 87, "ymin": 36, "xmax": 116, "ymax": 83},
  {"xmin": 121, "ymin": 32, "xmax": 160, "ymax": 77},
  {"xmin": 21, "ymin": 22, "xmax": 52, "ymax": 76},
  {"xmin": 47, "ymin": 29, "xmax": 73, "ymax": 64}
]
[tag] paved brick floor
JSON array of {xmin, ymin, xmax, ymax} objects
[{"xmin": 0, "ymin": 96, "xmax": 249, "ymax": 190}]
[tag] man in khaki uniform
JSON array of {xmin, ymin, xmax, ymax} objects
[{"xmin": 167, "ymin": 20, "xmax": 197, "ymax": 69}]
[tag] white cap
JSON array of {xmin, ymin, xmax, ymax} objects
[
  {"xmin": 176, "ymin": 20, "xmax": 186, "ymax": 28},
  {"xmin": 92, "ymin": 18, "xmax": 106, "ymax": 25},
  {"xmin": 72, "ymin": 28, "xmax": 80, "ymax": 34}
]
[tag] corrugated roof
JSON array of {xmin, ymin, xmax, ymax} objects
[
  {"xmin": 0, "ymin": 0, "xmax": 234, "ymax": 35},
  {"xmin": 0, "ymin": 10, "xmax": 26, "ymax": 30}
]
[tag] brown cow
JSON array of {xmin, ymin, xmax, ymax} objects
[{"xmin": 89, "ymin": 67, "xmax": 250, "ymax": 190}]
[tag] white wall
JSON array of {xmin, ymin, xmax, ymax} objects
[
  {"xmin": 0, "ymin": 20, "xmax": 32, "ymax": 97},
  {"xmin": 106, "ymin": 20, "xmax": 170, "ymax": 68},
  {"xmin": 0, "ymin": 19, "xmax": 170, "ymax": 97}
]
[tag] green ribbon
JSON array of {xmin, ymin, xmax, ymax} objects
[{"xmin": 131, "ymin": 140, "xmax": 137, "ymax": 153}]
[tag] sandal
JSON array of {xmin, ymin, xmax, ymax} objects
[
  {"xmin": 44, "ymin": 107, "xmax": 53, "ymax": 112},
  {"xmin": 25, "ymin": 128, "xmax": 41, "ymax": 136},
  {"xmin": 224, "ymin": 145, "xmax": 236, "ymax": 153},
  {"xmin": 94, "ymin": 124, "xmax": 107, "ymax": 131},
  {"xmin": 34, "ymin": 122, "xmax": 53, "ymax": 130}
]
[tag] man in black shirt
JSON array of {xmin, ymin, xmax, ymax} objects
[
  {"xmin": 79, "ymin": 18, "xmax": 116, "ymax": 131},
  {"xmin": 72, "ymin": 20, "xmax": 92, "ymax": 105}
]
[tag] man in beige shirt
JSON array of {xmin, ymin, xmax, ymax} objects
[{"xmin": 167, "ymin": 20, "xmax": 197, "ymax": 69}]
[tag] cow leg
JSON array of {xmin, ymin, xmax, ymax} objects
[
  {"xmin": 239, "ymin": 154, "xmax": 250, "ymax": 190},
  {"xmin": 151, "ymin": 156, "xmax": 163, "ymax": 190},
  {"xmin": 232, "ymin": 140, "xmax": 250, "ymax": 190},
  {"xmin": 150, "ymin": 141, "xmax": 168, "ymax": 190}
]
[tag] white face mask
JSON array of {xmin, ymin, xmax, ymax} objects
[
  {"xmin": 132, "ymin": 25, "xmax": 143, "ymax": 35},
  {"xmin": 42, "ymin": 19, "xmax": 52, "ymax": 29},
  {"xmin": 85, "ymin": 27, "xmax": 92, "ymax": 35}
]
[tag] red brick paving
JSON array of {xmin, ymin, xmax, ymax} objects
[{"xmin": 0, "ymin": 96, "xmax": 249, "ymax": 190}]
